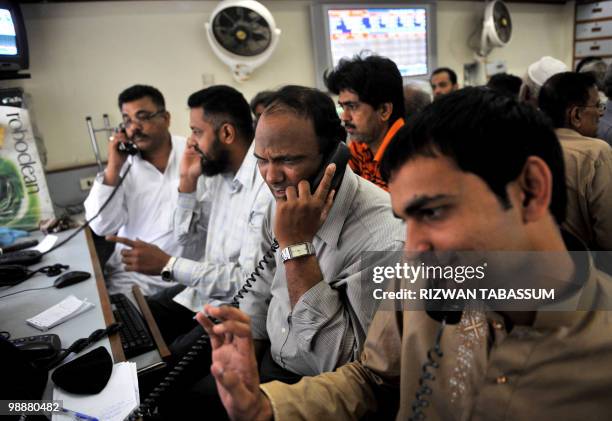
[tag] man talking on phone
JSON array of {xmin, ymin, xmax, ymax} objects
[
  {"xmin": 84, "ymin": 85, "xmax": 189, "ymax": 296},
  {"xmin": 160, "ymin": 86, "xmax": 404, "ymax": 419}
]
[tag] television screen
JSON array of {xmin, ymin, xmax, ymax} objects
[
  {"xmin": 310, "ymin": 2, "xmax": 436, "ymax": 90},
  {"xmin": 327, "ymin": 8, "xmax": 428, "ymax": 77},
  {"xmin": 0, "ymin": 8, "xmax": 17, "ymax": 56}
]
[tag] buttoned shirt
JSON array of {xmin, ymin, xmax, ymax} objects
[
  {"xmin": 170, "ymin": 142, "xmax": 275, "ymax": 313},
  {"xmin": 261, "ymin": 237, "xmax": 612, "ymax": 420},
  {"xmin": 84, "ymin": 135, "xmax": 189, "ymax": 296},
  {"xmin": 241, "ymin": 167, "xmax": 405, "ymax": 376},
  {"xmin": 556, "ymin": 128, "xmax": 612, "ymax": 273},
  {"xmin": 348, "ymin": 118, "xmax": 404, "ymax": 190}
]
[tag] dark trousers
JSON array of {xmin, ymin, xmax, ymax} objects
[{"xmin": 145, "ymin": 284, "xmax": 203, "ymax": 356}]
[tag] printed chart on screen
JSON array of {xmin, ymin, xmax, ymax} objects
[
  {"xmin": 0, "ymin": 9, "xmax": 17, "ymax": 56},
  {"xmin": 328, "ymin": 8, "xmax": 428, "ymax": 76}
]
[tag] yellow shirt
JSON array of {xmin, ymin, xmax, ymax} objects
[{"xmin": 556, "ymin": 128, "xmax": 612, "ymax": 274}]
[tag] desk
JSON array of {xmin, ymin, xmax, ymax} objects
[{"xmin": 0, "ymin": 227, "xmax": 164, "ymax": 399}]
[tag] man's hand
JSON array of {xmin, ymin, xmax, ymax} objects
[
  {"xmin": 274, "ymin": 163, "xmax": 336, "ymax": 248},
  {"xmin": 196, "ymin": 305, "xmax": 273, "ymax": 421},
  {"xmin": 106, "ymin": 235, "xmax": 170, "ymax": 275},
  {"xmin": 179, "ymin": 138, "xmax": 203, "ymax": 193},
  {"xmin": 104, "ymin": 129, "xmax": 130, "ymax": 186}
]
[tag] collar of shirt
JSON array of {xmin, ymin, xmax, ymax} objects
[
  {"xmin": 533, "ymin": 231, "xmax": 599, "ymax": 330},
  {"xmin": 127, "ymin": 134, "xmax": 179, "ymax": 177},
  {"xmin": 222, "ymin": 142, "xmax": 259, "ymax": 193},
  {"xmin": 315, "ymin": 166, "xmax": 359, "ymax": 248},
  {"xmin": 349, "ymin": 118, "xmax": 405, "ymax": 164},
  {"xmin": 555, "ymin": 127, "xmax": 600, "ymax": 142},
  {"xmin": 373, "ymin": 117, "xmax": 405, "ymax": 162}
]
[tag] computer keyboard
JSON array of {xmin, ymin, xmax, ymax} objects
[{"xmin": 109, "ymin": 293, "xmax": 156, "ymax": 359}]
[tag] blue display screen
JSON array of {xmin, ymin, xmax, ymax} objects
[
  {"xmin": 328, "ymin": 8, "xmax": 428, "ymax": 76},
  {"xmin": 0, "ymin": 9, "xmax": 17, "ymax": 56}
]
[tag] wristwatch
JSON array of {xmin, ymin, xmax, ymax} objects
[
  {"xmin": 161, "ymin": 256, "xmax": 177, "ymax": 282},
  {"xmin": 280, "ymin": 242, "xmax": 315, "ymax": 263}
]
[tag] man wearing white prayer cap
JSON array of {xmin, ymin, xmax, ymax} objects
[{"xmin": 519, "ymin": 56, "xmax": 568, "ymax": 107}]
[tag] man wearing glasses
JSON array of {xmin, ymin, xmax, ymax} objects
[
  {"xmin": 539, "ymin": 72, "xmax": 612, "ymax": 275},
  {"xmin": 84, "ymin": 84, "xmax": 190, "ymax": 295}
]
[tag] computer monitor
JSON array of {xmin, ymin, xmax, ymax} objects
[
  {"xmin": 310, "ymin": 2, "xmax": 436, "ymax": 90},
  {"xmin": 0, "ymin": 0, "xmax": 29, "ymax": 74}
]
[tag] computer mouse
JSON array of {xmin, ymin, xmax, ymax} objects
[{"xmin": 53, "ymin": 271, "xmax": 91, "ymax": 288}]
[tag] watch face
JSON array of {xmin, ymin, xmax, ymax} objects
[
  {"xmin": 161, "ymin": 271, "xmax": 172, "ymax": 282},
  {"xmin": 291, "ymin": 244, "xmax": 309, "ymax": 257}
]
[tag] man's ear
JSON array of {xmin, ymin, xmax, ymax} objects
[
  {"xmin": 568, "ymin": 105, "xmax": 581, "ymax": 130},
  {"xmin": 517, "ymin": 156, "xmax": 553, "ymax": 223},
  {"xmin": 378, "ymin": 102, "xmax": 393, "ymax": 122},
  {"xmin": 219, "ymin": 123, "xmax": 236, "ymax": 145},
  {"xmin": 162, "ymin": 110, "xmax": 171, "ymax": 127}
]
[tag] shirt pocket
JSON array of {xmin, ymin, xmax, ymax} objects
[{"xmin": 248, "ymin": 210, "xmax": 265, "ymax": 229}]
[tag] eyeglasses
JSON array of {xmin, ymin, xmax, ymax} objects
[
  {"xmin": 121, "ymin": 109, "xmax": 166, "ymax": 128},
  {"xmin": 580, "ymin": 102, "xmax": 606, "ymax": 113}
]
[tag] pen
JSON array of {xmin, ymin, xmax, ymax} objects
[{"xmin": 60, "ymin": 407, "xmax": 100, "ymax": 421}]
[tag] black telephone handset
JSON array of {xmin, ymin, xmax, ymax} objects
[
  {"xmin": 116, "ymin": 124, "xmax": 139, "ymax": 156},
  {"xmin": 127, "ymin": 142, "xmax": 350, "ymax": 420},
  {"xmin": 408, "ymin": 308, "xmax": 463, "ymax": 421},
  {"xmin": 309, "ymin": 141, "xmax": 350, "ymax": 194},
  {"xmin": 10, "ymin": 334, "xmax": 62, "ymax": 367}
]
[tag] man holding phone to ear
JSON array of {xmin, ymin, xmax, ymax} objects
[
  {"xmin": 159, "ymin": 85, "xmax": 404, "ymax": 419},
  {"xmin": 124, "ymin": 85, "xmax": 276, "ymax": 351},
  {"xmin": 84, "ymin": 84, "xmax": 188, "ymax": 296}
]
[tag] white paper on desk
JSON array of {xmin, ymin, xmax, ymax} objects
[
  {"xmin": 26, "ymin": 295, "xmax": 94, "ymax": 331},
  {"xmin": 53, "ymin": 362, "xmax": 139, "ymax": 421},
  {"xmin": 31, "ymin": 234, "xmax": 58, "ymax": 253}
]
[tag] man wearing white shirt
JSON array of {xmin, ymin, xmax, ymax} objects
[
  {"xmin": 114, "ymin": 86, "xmax": 275, "ymax": 350},
  {"xmin": 83, "ymin": 85, "xmax": 188, "ymax": 296}
]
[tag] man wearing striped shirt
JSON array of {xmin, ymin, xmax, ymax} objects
[
  {"xmin": 324, "ymin": 54, "xmax": 405, "ymax": 191},
  {"xmin": 158, "ymin": 86, "xmax": 404, "ymax": 419}
]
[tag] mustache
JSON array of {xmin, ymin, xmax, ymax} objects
[
  {"xmin": 343, "ymin": 122, "xmax": 356, "ymax": 130},
  {"xmin": 131, "ymin": 131, "xmax": 147, "ymax": 141},
  {"xmin": 192, "ymin": 143, "xmax": 207, "ymax": 159}
]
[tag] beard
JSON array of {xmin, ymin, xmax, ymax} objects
[{"xmin": 200, "ymin": 136, "xmax": 231, "ymax": 176}]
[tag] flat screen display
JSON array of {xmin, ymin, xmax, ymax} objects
[
  {"xmin": 0, "ymin": 8, "xmax": 17, "ymax": 56},
  {"xmin": 327, "ymin": 8, "xmax": 428, "ymax": 76}
]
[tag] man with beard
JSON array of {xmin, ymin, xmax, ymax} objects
[
  {"xmin": 154, "ymin": 85, "xmax": 404, "ymax": 420},
  {"xmin": 324, "ymin": 54, "xmax": 405, "ymax": 190},
  {"xmin": 84, "ymin": 84, "xmax": 188, "ymax": 296},
  {"xmin": 110, "ymin": 85, "xmax": 275, "ymax": 351}
]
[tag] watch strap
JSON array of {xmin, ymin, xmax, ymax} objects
[{"xmin": 161, "ymin": 256, "xmax": 177, "ymax": 281}]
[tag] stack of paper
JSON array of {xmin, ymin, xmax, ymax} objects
[
  {"xmin": 27, "ymin": 295, "xmax": 94, "ymax": 331},
  {"xmin": 53, "ymin": 361, "xmax": 139, "ymax": 421}
]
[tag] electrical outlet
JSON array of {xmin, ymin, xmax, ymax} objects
[{"xmin": 79, "ymin": 176, "xmax": 96, "ymax": 191}]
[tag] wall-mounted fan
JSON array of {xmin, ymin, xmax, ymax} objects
[
  {"xmin": 465, "ymin": 0, "xmax": 513, "ymax": 86},
  {"xmin": 479, "ymin": 0, "xmax": 512, "ymax": 57},
  {"xmin": 205, "ymin": 0, "xmax": 281, "ymax": 82}
]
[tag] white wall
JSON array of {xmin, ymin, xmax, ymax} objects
[
  {"xmin": 436, "ymin": 1, "xmax": 574, "ymax": 79},
  {"xmin": 2, "ymin": 0, "xmax": 575, "ymax": 170}
]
